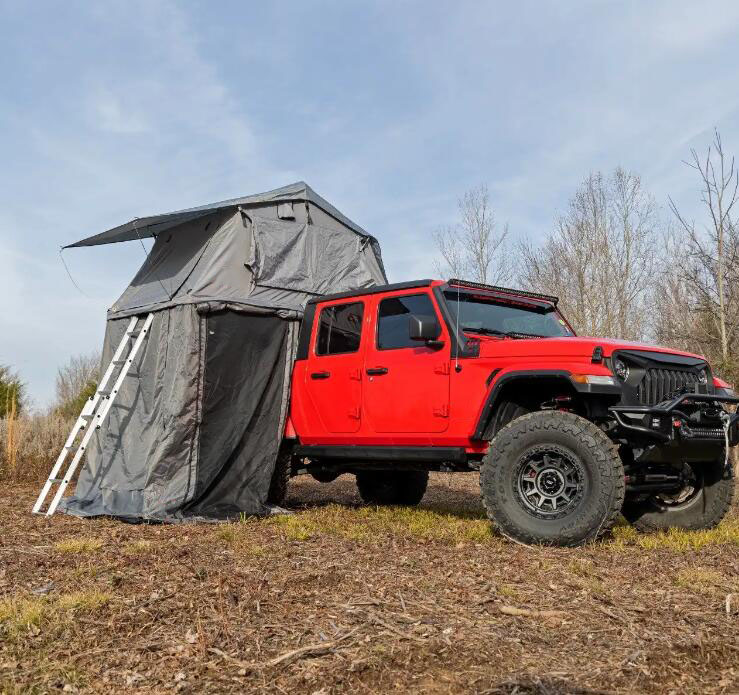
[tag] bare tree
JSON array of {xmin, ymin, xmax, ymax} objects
[
  {"xmin": 668, "ymin": 129, "xmax": 739, "ymax": 381},
  {"xmin": 433, "ymin": 184, "xmax": 511, "ymax": 284},
  {"xmin": 55, "ymin": 352, "xmax": 101, "ymax": 412},
  {"xmin": 518, "ymin": 168, "xmax": 659, "ymax": 340},
  {"xmin": 653, "ymin": 229, "xmax": 699, "ymax": 351}
]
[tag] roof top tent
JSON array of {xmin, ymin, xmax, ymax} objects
[{"xmin": 61, "ymin": 182, "xmax": 387, "ymax": 520}]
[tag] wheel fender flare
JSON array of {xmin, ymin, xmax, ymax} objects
[{"xmin": 472, "ymin": 370, "xmax": 575, "ymax": 441}]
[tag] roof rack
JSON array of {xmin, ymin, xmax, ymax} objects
[{"xmin": 447, "ymin": 279, "xmax": 559, "ymax": 305}]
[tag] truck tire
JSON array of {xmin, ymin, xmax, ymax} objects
[
  {"xmin": 622, "ymin": 459, "xmax": 734, "ymax": 532},
  {"xmin": 266, "ymin": 446, "xmax": 293, "ymax": 506},
  {"xmin": 356, "ymin": 470, "xmax": 429, "ymax": 506},
  {"xmin": 480, "ymin": 411, "xmax": 625, "ymax": 547}
]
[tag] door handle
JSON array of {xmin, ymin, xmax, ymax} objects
[
  {"xmin": 311, "ymin": 371, "xmax": 331, "ymax": 380},
  {"xmin": 366, "ymin": 367, "xmax": 388, "ymax": 376}
]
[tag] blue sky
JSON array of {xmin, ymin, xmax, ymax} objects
[{"xmin": 2, "ymin": 0, "xmax": 739, "ymax": 407}]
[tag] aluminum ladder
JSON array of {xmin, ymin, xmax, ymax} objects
[{"xmin": 32, "ymin": 313, "xmax": 155, "ymax": 516}]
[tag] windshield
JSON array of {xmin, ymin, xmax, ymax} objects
[{"xmin": 443, "ymin": 291, "xmax": 573, "ymax": 338}]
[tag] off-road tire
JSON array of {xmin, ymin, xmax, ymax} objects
[
  {"xmin": 622, "ymin": 459, "xmax": 734, "ymax": 532},
  {"xmin": 480, "ymin": 411, "xmax": 625, "ymax": 547},
  {"xmin": 266, "ymin": 446, "xmax": 293, "ymax": 506},
  {"xmin": 356, "ymin": 470, "xmax": 429, "ymax": 506}
]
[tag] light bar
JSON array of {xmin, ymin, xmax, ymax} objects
[{"xmin": 447, "ymin": 278, "xmax": 559, "ymax": 305}]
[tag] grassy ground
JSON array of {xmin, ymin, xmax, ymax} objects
[{"xmin": 1, "ymin": 474, "xmax": 737, "ymax": 694}]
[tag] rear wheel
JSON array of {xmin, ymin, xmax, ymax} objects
[
  {"xmin": 480, "ymin": 411, "xmax": 624, "ymax": 547},
  {"xmin": 622, "ymin": 459, "xmax": 734, "ymax": 532},
  {"xmin": 266, "ymin": 445, "xmax": 294, "ymax": 505},
  {"xmin": 356, "ymin": 470, "xmax": 429, "ymax": 506}
]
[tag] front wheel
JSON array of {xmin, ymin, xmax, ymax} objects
[
  {"xmin": 356, "ymin": 470, "xmax": 429, "ymax": 506},
  {"xmin": 622, "ymin": 459, "xmax": 734, "ymax": 532},
  {"xmin": 480, "ymin": 411, "xmax": 625, "ymax": 547}
]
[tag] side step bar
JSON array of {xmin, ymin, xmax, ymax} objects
[{"xmin": 294, "ymin": 445, "xmax": 467, "ymax": 464}]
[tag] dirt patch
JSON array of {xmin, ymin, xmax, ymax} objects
[{"xmin": 1, "ymin": 473, "xmax": 737, "ymax": 694}]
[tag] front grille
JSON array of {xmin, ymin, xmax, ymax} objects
[{"xmin": 637, "ymin": 368, "xmax": 700, "ymax": 405}]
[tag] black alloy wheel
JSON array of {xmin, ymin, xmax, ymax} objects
[
  {"xmin": 480, "ymin": 410, "xmax": 625, "ymax": 547},
  {"xmin": 516, "ymin": 447, "xmax": 585, "ymax": 519}
]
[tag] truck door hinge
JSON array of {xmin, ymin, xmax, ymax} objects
[
  {"xmin": 348, "ymin": 406, "xmax": 361, "ymax": 420},
  {"xmin": 433, "ymin": 404, "xmax": 449, "ymax": 418},
  {"xmin": 350, "ymin": 368, "xmax": 362, "ymax": 381},
  {"xmin": 434, "ymin": 362, "xmax": 450, "ymax": 375}
]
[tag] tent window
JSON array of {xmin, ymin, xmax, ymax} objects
[
  {"xmin": 277, "ymin": 202, "xmax": 295, "ymax": 220},
  {"xmin": 316, "ymin": 302, "xmax": 364, "ymax": 355}
]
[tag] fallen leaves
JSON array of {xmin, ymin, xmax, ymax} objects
[{"xmin": 1, "ymin": 476, "xmax": 738, "ymax": 695}]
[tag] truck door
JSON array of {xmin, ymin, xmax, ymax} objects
[
  {"xmin": 303, "ymin": 300, "xmax": 364, "ymax": 433},
  {"xmin": 363, "ymin": 292, "xmax": 450, "ymax": 433}
]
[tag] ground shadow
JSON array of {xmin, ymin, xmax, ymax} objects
[{"xmin": 284, "ymin": 471, "xmax": 486, "ymax": 519}]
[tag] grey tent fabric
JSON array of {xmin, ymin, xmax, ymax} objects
[
  {"xmin": 64, "ymin": 181, "xmax": 383, "ymax": 256},
  {"xmin": 109, "ymin": 207, "xmax": 385, "ymax": 317},
  {"xmin": 62, "ymin": 307, "xmax": 202, "ymax": 519},
  {"xmin": 61, "ymin": 183, "xmax": 386, "ymax": 520}
]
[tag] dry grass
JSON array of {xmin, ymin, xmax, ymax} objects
[
  {"xmin": 267, "ymin": 503, "xmax": 495, "ymax": 545},
  {"xmin": 609, "ymin": 519, "xmax": 739, "ymax": 551},
  {"xmin": 0, "ymin": 412, "xmax": 75, "ymax": 482},
  {"xmin": 675, "ymin": 567, "xmax": 736, "ymax": 596},
  {"xmin": 54, "ymin": 538, "xmax": 104, "ymax": 554},
  {"xmin": 1, "ymin": 473, "xmax": 738, "ymax": 694},
  {"xmin": 123, "ymin": 539, "xmax": 154, "ymax": 554},
  {"xmin": 0, "ymin": 591, "xmax": 111, "ymax": 641}
]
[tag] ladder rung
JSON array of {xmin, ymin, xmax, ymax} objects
[
  {"xmin": 49, "ymin": 478, "xmax": 65, "ymax": 484},
  {"xmin": 64, "ymin": 444, "xmax": 77, "ymax": 450}
]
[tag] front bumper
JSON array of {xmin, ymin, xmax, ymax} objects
[{"xmin": 610, "ymin": 393, "xmax": 739, "ymax": 445}]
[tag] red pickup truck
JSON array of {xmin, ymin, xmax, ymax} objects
[{"xmin": 274, "ymin": 279, "xmax": 738, "ymax": 547}]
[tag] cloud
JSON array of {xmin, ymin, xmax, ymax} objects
[
  {"xmin": 639, "ymin": 0, "xmax": 739, "ymax": 52},
  {"xmin": 91, "ymin": 90, "xmax": 150, "ymax": 134}
]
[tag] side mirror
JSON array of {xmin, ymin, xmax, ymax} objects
[{"xmin": 409, "ymin": 315, "xmax": 442, "ymax": 344}]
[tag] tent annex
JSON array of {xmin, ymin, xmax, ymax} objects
[{"xmin": 60, "ymin": 182, "xmax": 386, "ymax": 520}]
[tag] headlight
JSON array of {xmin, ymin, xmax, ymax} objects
[
  {"xmin": 613, "ymin": 358, "xmax": 629, "ymax": 381},
  {"xmin": 571, "ymin": 374, "xmax": 617, "ymax": 386},
  {"xmin": 697, "ymin": 369, "xmax": 708, "ymax": 385}
]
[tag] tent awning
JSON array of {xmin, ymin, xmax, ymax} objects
[{"xmin": 64, "ymin": 181, "xmax": 374, "ymax": 248}]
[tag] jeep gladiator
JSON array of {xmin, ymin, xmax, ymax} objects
[{"xmin": 272, "ymin": 279, "xmax": 739, "ymax": 546}]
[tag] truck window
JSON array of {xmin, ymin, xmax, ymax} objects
[
  {"xmin": 377, "ymin": 294, "xmax": 439, "ymax": 350},
  {"xmin": 443, "ymin": 290, "xmax": 572, "ymax": 337},
  {"xmin": 315, "ymin": 302, "xmax": 364, "ymax": 355}
]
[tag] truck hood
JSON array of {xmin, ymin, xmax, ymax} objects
[{"xmin": 471, "ymin": 335, "xmax": 706, "ymax": 362}]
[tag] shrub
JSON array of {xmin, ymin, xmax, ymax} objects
[
  {"xmin": 55, "ymin": 352, "xmax": 100, "ymax": 418},
  {"xmin": 0, "ymin": 365, "xmax": 24, "ymax": 418},
  {"xmin": 56, "ymin": 379, "xmax": 98, "ymax": 419}
]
